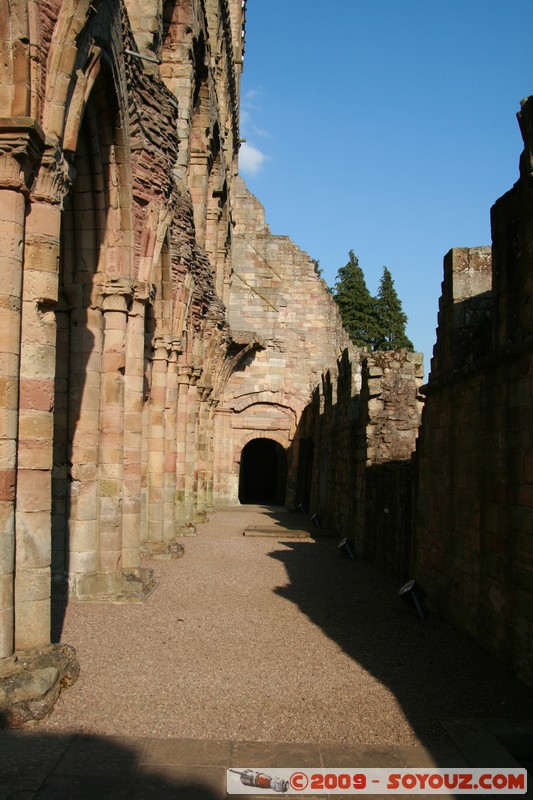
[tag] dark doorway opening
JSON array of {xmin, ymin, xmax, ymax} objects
[{"xmin": 239, "ymin": 439, "xmax": 287, "ymax": 505}]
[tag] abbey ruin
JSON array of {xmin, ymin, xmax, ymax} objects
[{"xmin": 0, "ymin": 0, "xmax": 531, "ymax": 723}]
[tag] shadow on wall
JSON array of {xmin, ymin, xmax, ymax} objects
[
  {"xmin": 289, "ymin": 346, "xmax": 421, "ymax": 582},
  {"xmin": 0, "ymin": 727, "xmax": 223, "ymax": 798},
  {"xmin": 259, "ymin": 508, "xmax": 533, "ymax": 748}
]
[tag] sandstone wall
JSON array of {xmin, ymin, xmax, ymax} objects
[
  {"xmin": 414, "ymin": 97, "xmax": 533, "ymax": 686},
  {"xmin": 0, "ymin": 0, "xmax": 246, "ymax": 722},
  {"xmin": 297, "ymin": 348, "xmax": 423, "ymax": 580},
  {"xmin": 213, "ymin": 177, "xmax": 350, "ymax": 505}
]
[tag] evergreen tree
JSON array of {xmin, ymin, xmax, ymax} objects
[
  {"xmin": 374, "ymin": 266, "xmax": 413, "ymax": 351},
  {"xmin": 333, "ymin": 250, "xmax": 378, "ymax": 348}
]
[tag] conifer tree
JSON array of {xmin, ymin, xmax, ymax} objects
[
  {"xmin": 374, "ymin": 266, "xmax": 413, "ymax": 351},
  {"xmin": 333, "ymin": 250, "xmax": 378, "ymax": 348}
]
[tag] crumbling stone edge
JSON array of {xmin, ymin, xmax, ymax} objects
[{"xmin": 0, "ymin": 643, "xmax": 80, "ymax": 728}]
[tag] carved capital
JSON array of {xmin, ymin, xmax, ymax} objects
[
  {"xmin": 32, "ymin": 146, "xmax": 74, "ymax": 205},
  {"xmin": 101, "ymin": 276, "xmax": 134, "ymax": 313},
  {"xmin": 0, "ymin": 118, "xmax": 46, "ymax": 196},
  {"xmin": 133, "ymin": 280, "xmax": 156, "ymax": 304},
  {"xmin": 152, "ymin": 335, "xmax": 172, "ymax": 360},
  {"xmin": 177, "ymin": 364, "xmax": 193, "ymax": 385},
  {"xmin": 198, "ymin": 384, "xmax": 213, "ymax": 402}
]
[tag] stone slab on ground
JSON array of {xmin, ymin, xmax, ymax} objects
[
  {"xmin": 1, "ymin": 729, "xmax": 530, "ymax": 799},
  {"xmin": 243, "ymin": 526, "xmax": 314, "ymax": 538}
]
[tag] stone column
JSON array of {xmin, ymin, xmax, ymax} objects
[
  {"xmin": 205, "ymin": 204, "xmax": 220, "ymax": 275},
  {"xmin": 163, "ymin": 339, "xmax": 182, "ymax": 543},
  {"xmin": 67, "ymin": 297, "xmax": 103, "ymax": 593},
  {"xmin": 205, "ymin": 396, "xmax": 218, "ymax": 510},
  {"xmin": 146, "ymin": 335, "xmax": 170, "ymax": 551},
  {"xmin": 175, "ymin": 363, "xmax": 192, "ymax": 529},
  {"xmin": 212, "ymin": 406, "xmax": 235, "ymax": 504},
  {"xmin": 15, "ymin": 153, "xmax": 70, "ymax": 649},
  {"xmin": 97, "ymin": 277, "xmax": 132, "ymax": 579},
  {"xmin": 195, "ymin": 384, "xmax": 212, "ymax": 521},
  {"xmin": 189, "ymin": 152, "xmax": 209, "ymax": 248},
  {"xmin": 122, "ymin": 281, "xmax": 153, "ymax": 571},
  {"xmin": 217, "ymin": 239, "xmax": 228, "ymax": 303},
  {"xmin": 0, "ymin": 119, "xmax": 44, "ymax": 661},
  {"xmin": 186, "ymin": 367, "xmax": 202, "ymax": 522}
]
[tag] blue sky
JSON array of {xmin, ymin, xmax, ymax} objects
[{"xmin": 238, "ymin": 1, "xmax": 532, "ymax": 375}]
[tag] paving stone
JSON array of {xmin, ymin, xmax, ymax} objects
[
  {"xmin": 0, "ymin": 730, "xmax": 72, "ymax": 791},
  {"xmin": 34, "ymin": 774, "xmax": 135, "ymax": 800},
  {"xmin": 142, "ymin": 737, "xmax": 231, "ymax": 766},
  {"xmin": 132, "ymin": 765, "xmax": 226, "ymax": 799},
  {"xmin": 230, "ymin": 740, "xmax": 321, "ymax": 770},
  {"xmin": 319, "ymin": 743, "xmax": 405, "ymax": 768},
  {"xmin": 52, "ymin": 733, "xmax": 147, "ymax": 776}
]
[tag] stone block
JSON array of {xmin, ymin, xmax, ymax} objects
[
  {"xmin": 16, "ymin": 470, "xmax": 51, "ymax": 513},
  {"xmin": 14, "ymin": 598, "xmax": 50, "ymax": 650},
  {"xmin": 15, "ymin": 511, "xmax": 51, "ymax": 568},
  {"xmin": 15, "ymin": 566, "xmax": 50, "ymax": 603},
  {"xmin": 0, "ymin": 468, "xmax": 15, "ymax": 502},
  {"xmin": 18, "ymin": 410, "xmax": 53, "ymax": 441},
  {"xmin": 69, "ymin": 548, "xmax": 97, "ymax": 575}
]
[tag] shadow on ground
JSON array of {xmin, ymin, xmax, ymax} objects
[
  {"xmin": 259, "ymin": 507, "xmax": 533, "ymax": 747},
  {"xmin": 0, "ymin": 729, "xmax": 223, "ymax": 799}
]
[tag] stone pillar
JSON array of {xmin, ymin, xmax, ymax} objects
[
  {"xmin": 195, "ymin": 384, "xmax": 212, "ymax": 521},
  {"xmin": 0, "ymin": 125, "xmax": 78, "ymax": 725},
  {"xmin": 205, "ymin": 204, "xmax": 220, "ymax": 274},
  {"xmin": 146, "ymin": 335, "xmax": 170, "ymax": 550},
  {"xmin": 186, "ymin": 367, "xmax": 202, "ymax": 522},
  {"xmin": 74, "ymin": 275, "xmax": 154, "ymax": 601},
  {"xmin": 97, "ymin": 277, "xmax": 132, "ymax": 576},
  {"xmin": 175, "ymin": 363, "xmax": 192, "ymax": 529},
  {"xmin": 212, "ymin": 406, "xmax": 234, "ymax": 504},
  {"xmin": 205, "ymin": 396, "xmax": 218, "ymax": 509},
  {"xmin": 189, "ymin": 152, "xmax": 209, "ymax": 248},
  {"xmin": 15, "ymin": 173, "xmax": 66, "ymax": 650},
  {"xmin": 217, "ymin": 239, "xmax": 229, "ymax": 303},
  {"xmin": 123, "ymin": 282, "xmax": 153, "ymax": 571},
  {"xmin": 163, "ymin": 339, "xmax": 182, "ymax": 543},
  {"xmin": 67, "ymin": 298, "xmax": 102, "ymax": 592},
  {"xmin": 0, "ymin": 119, "xmax": 44, "ymax": 661}
]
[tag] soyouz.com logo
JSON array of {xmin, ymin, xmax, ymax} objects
[{"xmin": 227, "ymin": 767, "xmax": 527, "ymax": 795}]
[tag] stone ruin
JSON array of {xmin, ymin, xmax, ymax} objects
[{"xmin": 1, "ymin": 0, "xmax": 531, "ymax": 725}]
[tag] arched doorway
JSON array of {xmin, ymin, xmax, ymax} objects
[{"xmin": 239, "ymin": 439, "xmax": 287, "ymax": 505}]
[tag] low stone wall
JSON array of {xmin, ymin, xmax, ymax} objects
[{"xmin": 295, "ymin": 348, "xmax": 423, "ymax": 574}]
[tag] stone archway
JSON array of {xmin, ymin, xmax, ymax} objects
[{"xmin": 238, "ymin": 438, "xmax": 287, "ymax": 505}]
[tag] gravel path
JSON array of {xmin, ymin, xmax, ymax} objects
[{"xmin": 40, "ymin": 505, "xmax": 533, "ymax": 746}]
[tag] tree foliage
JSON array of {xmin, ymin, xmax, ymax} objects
[
  {"xmin": 375, "ymin": 267, "xmax": 413, "ymax": 350},
  {"xmin": 333, "ymin": 251, "xmax": 378, "ymax": 348},
  {"xmin": 333, "ymin": 253, "xmax": 413, "ymax": 351}
]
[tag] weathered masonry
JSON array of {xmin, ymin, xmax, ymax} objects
[
  {"xmin": 6, "ymin": 0, "xmax": 531, "ymax": 726},
  {"xmin": 2, "ymin": 0, "xmax": 420, "ymax": 724},
  {"xmin": 0, "ymin": 0, "xmax": 251, "ymax": 722},
  {"xmin": 413, "ymin": 96, "xmax": 533, "ymax": 688}
]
